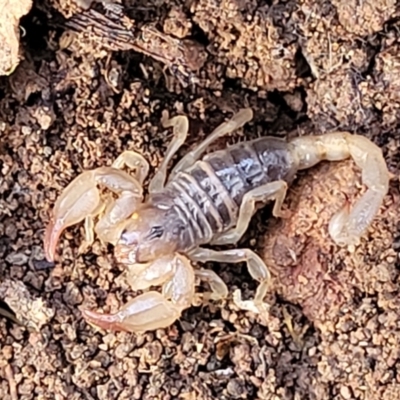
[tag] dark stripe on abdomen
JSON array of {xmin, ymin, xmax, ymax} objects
[
  {"xmin": 187, "ymin": 161, "xmax": 238, "ymax": 232},
  {"xmin": 169, "ymin": 177, "xmax": 213, "ymax": 244}
]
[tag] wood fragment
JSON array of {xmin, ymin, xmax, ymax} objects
[{"xmin": 66, "ymin": 8, "xmax": 207, "ymax": 87}]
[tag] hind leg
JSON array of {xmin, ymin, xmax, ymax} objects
[
  {"xmin": 211, "ymin": 180, "xmax": 289, "ymax": 246},
  {"xmin": 169, "ymin": 108, "xmax": 254, "ymax": 179},
  {"xmin": 149, "ymin": 109, "xmax": 254, "ymax": 192},
  {"xmin": 188, "ymin": 247, "xmax": 271, "ymax": 313}
]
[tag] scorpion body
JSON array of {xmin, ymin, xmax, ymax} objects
[
  {"xmin": 147, "ymin": 137, "xmax": 296, "ymax": 250},
  {"xmin": 44, "ymin": 109, "xmax": 390, "ymax": 333}
]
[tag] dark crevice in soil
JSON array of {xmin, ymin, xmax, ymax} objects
[
  {"xmin": 294, "ymin": 47, "xmax": 313, "ymax": 79},
  {"xmin": 20, "ymin": 8, "xmax": 54, "ymax": 62},
  {"xmin": 190, "ymin": 22, "xmax": 211, "ymax": 47}
]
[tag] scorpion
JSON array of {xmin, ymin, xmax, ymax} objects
[{"xmin": 43, "ymin": 108, "xmax": 390, "ymax": 333}]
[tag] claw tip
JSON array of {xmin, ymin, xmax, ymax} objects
[
  {"xmin": 80, "ymin": 307, "xmax": 128, "ymax": 332},
  {"xmin": 43, "ymin": 218, "xmax": 63, "ymax": 262}
]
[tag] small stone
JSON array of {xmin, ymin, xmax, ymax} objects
[
  {"xmin": 6, "ymin": 252, "xmax": 28, "ymax": 265},
  {"xmin": 340, "ymin": 386, "xmax": 352, "ymax": 399}
]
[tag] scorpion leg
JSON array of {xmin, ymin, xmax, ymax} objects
[
  {"xmin": 112, "ymin": 150, "xmax": 150, "ymax": 185},
  {"xmin": 148, "ymin": 108, "xmax": 253, "ymax": 192},
  {"xmin": 211, "ymin": 180, "xmax": 289, "ymax": 246},
  {"xmin": 194, "ymin": 269, "xmax": 229, "ymax": 301},
  {"xmin": 44, "ymin": 167, "xmax": 144, "ymax": 261},
  {"xmin": 188, "ymin": 247, "xmax": 271, "ymax": 313},
  {"xmin": 148, "ymin": 115, "xmax": 189, "ymax": 193},
  {"xmin": 81, "ymin": 254, "xmax": 195, "ymax": 332},
  {"xmin": 169, "ymin": 108, "xmax": 254, "ymax": 179},
  {"xmin": 81, "ymin": 200, "xmax": 108, "ymax": 251}
]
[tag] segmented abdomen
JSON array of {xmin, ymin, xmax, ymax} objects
[{"xmin": 164, "ymin": 137, "xmax": 298, "ymax": 249}]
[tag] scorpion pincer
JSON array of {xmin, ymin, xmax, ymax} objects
[{"xmin": 43, "ymin": 108, "xmax": 390, "ymax": 333}]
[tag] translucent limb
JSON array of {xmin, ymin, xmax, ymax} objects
[
  {"xmin": 148, "ymin": 108, "xmax": 253, "ymax": 192},
  {"xmin": 211, "ymin": 180, "xmax": 288, "ymax": 245},
  {"xmin": 112, "ymin": 150, "xmax": 150, "ymax": 185},
  {"xmin": 194, "ymin": 269, "xmax": 229, "ymax": 301},
  {"xmin": 188, "ymin": 247, "xmax": 271, "ymax": 313},
  {"xmin": 126, "ymin": 257, "xmax": 175, "ymax": 291},
  {"xmin": 169, "ymin": 108, "xmax": 254, "ymax": 179},
  {"xmin": 161, "ymin": 253, "xmax": 195, "ymax": 308},
  {"xmin": 81, "ymin": 292, "xmax": 183, "ymax": 332},
  {"xmin": 148, "ymin": 115, "xmax": 189, "ymax": 193}
]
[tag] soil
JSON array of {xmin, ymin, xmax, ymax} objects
[{"xmin": 0, "ymin": 0, "xmax": 399, "ymax": 399}]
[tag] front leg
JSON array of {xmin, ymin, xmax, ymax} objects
[
  {"xmin": 169, "ymin": 108, "xmax": 254, "ymax": 180},
  {"xmin": 148, "ymin": 115, "xmax": 189, "ymax": 193},
  {"xmin": 81, "ymin": 253, "xmax": 195, "ymax": 332},
  {"xmin": 211, "ymin": 180, "xmax": 289, "ymax": 246},
  {"xmin": 195, "ymin": 269, "xmax": 229, "ymax": 301},
  {"xmin": 148, "ymin": 109, "xmax": 253, "ymax": 193},
  {"xmin": 112, "ymin": 150, "xmax": 150, "ymax": 185},
  {"xmin": 188, "ymin": 247, "xmax": 271, "ymax": 313}
]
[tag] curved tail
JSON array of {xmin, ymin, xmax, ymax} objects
[{"xmin": 289, "ymin": 132, "xmax": 390, "ymax": 246}]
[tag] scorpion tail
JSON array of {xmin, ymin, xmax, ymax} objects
[{"xmin": 289, "ymin": 132, "xmax": 390, "ymax": 246}]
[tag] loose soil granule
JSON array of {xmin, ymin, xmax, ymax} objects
[{"xmin": 0, "ymin": 1, "xmax": 399, "ymax": 400}]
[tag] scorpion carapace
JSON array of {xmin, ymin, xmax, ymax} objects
[{"xmin": 44, "ymin": 108, "xmax": 390, "ymax": 333}]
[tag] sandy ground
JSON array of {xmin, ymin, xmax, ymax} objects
[{"xmin": 0, "ymin": 0, "xmax": 399, "ymax": 399}]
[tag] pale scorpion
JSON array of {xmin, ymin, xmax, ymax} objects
[{"xmin": 43, "ymin": 109, "xmax": 390, "ymax": 332}]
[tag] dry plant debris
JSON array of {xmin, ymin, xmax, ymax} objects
[
  {"xmin": 66, "ymin": 7, "xmax": 207, "ymax": 87},
  {"xmin": 0, "ymin": 279, "xmax": 54, "ymax": 331}
]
